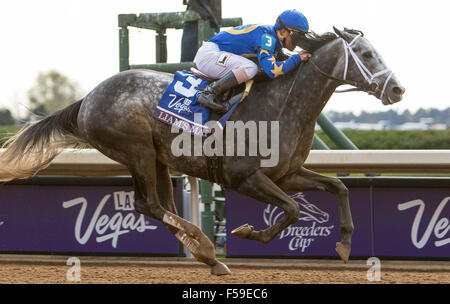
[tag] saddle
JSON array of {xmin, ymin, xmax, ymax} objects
[{"xmin": 190, "ymin": 67, "xmax": 215, "ymax": 82}]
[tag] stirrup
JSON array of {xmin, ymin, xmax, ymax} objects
[{"xmin": 197, "ymin": 93, "xmax": 228, "ymax": 114}]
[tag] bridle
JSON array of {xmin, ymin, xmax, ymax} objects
[{"xmin": 309, "ymin": 34, "xmax": 395, "ymax": 102}]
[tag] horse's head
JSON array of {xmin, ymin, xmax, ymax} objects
[
  {"xmin": 291, "ymin": 27, "xmax": 405, "ymax": 106},
  {"xmin": 333, "ymin": 27, "xmax": 405, "ymax": 105}
]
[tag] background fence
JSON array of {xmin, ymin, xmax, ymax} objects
[{"xmin": 0, "ymin": 149, "xmax": 448, "ymax": 258}]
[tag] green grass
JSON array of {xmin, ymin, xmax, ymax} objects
[{"xmin": 316, "ymin": 129, "xmax": 450, "ymax": 150}]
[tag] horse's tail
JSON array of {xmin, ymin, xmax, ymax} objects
[{"xmin": 0, "ymin": 99, "xmax": 85, "ymax": 182}]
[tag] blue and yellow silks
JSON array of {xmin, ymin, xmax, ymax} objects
[{"xmin": 209, "ymin": 24, "xmax": 301, "ymax": 79}]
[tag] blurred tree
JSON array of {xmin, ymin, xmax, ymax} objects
[
  {"xmin": 28, "ymin": 70, "xmax": 84, "ymax": 116},
  {"xmin": 0, "ymin": 108, "xmax": 16, "ymax": 125},
  {"xmin": 325, "ymin": 107, "xmax": 449, "ymax": 126}
]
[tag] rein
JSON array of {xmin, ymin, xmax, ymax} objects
[
  {"xmin": 276, "ymin": 61, "xmax": 305, "ymax": 121},
  {"xmin": 309, "ymin": 34, "xmax": 395, "ymax": 100}
]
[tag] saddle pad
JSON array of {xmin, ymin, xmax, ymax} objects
[{"xmin": 154, "ymin": 70, "xmax": 239, "ymax": 137}]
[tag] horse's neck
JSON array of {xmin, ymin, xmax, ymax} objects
[
  {"xmin": 231, "ymin": 43, "xmax": 341, "ymax": 132},
  {"xmin": 279, "ymin": 61, "xmax": 339, "ymax": 129}
]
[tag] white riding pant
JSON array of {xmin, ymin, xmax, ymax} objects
[{"xmin": 194, "ymin": 41, "xmax": 258, "ymax": 83}]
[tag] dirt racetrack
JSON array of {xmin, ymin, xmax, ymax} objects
[
  {"xmin": 1, "ymin": 264, "xmax": 450, "ymax": 284},
  {"xmin": 0, "ymin": 255, "xmax": 449, "ymax": 284}
]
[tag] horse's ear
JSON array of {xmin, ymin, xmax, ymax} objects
[
  {"xmin": 333, "ymin": 26, "xmax": 351, "ymax": 42},
  {"xmin": 333, "ymin": 26, "xmax": 345, "ymax": 38}
]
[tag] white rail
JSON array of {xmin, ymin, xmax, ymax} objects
[
  {"xmin": 304, "ymin": 150, "xmax": 450, "ymax": 174},
  {"xmin": 1, "ymin": 149, "xmax": 449, "ymax": 175}
]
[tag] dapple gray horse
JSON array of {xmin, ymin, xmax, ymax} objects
[{"xmin": 0, "ymin": 28, "xmax": 404, "ymax": 275}]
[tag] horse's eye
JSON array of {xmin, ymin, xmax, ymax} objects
[{"xmin": 362, "ymin": 51, "xmax": 373, "ymax": 59}]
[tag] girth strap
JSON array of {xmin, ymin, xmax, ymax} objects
[{"xmin": 206, "ymin": 154, "xmax": 224, "ymax": 186}]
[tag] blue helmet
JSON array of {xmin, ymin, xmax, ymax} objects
[{"xmin": 274, "ymin": 9, "xmax": 309, "ymax": 33}]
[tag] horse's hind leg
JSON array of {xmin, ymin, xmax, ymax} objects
[
  {"xmin": 131, "ymin": 156, "xmax": 230, "ymax": 275},
  {"xmin": 231, "ymin": 169, "xmax": 300, "ymax": 244},
  {"xmin": 276, "ymin": 167, "xmax": 354, "ymax": 263}
]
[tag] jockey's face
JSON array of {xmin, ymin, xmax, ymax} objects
[{"xmin": 277, "ymin": 28, "xmax": 295, "ymax": 51}]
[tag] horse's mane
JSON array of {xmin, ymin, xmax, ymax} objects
[
  {"xmin": 295, "ymin": 28, "xmax": 365, "ymax": 53},
  {"xmin": 295, "ymin": 31, "xmax": 338, "ymax": 53}
]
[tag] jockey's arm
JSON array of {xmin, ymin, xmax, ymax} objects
[
  {"xmin": 257, "ymin": 47, "xmax": 302, "ymax": 79},
  {"xmin": 275, "ymin": 51, "xmax": 290, "ymax": 62}
]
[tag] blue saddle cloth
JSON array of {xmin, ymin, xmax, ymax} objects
[{"xmin": 154, "ymin": 70, "xmax": 239, "ymax": 137}]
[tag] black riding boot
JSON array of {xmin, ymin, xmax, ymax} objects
[{"xmin": 196, "ymin": 71, "xmax": 239, "ymax": 113}]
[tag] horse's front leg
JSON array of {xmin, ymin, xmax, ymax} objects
[
  {"xmin": 231, "ymin": 169, "xmax": 300, "ymax": 244},
  {"xmin": 276, "ymin": 167, "xmax": 354, "ymax": 263},
  {"xmin": 131, "ymin": 156, "xmax": 230, "ymax": 276}
]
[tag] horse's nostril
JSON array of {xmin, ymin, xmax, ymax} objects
[{"xmin": 393, "ymin": 86, "xmax": 405, "ymax": 96}]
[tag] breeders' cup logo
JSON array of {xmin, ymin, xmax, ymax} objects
[
  {"xmin": 264, "ymin": 193, "xmax": 334, "ymax": 252},
  {"xmin": 63, "ymin": 191, "xmax": 157, "ymax": 248}
]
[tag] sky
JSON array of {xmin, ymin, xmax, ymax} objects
[{"xmin": 1, "ymin": 0, "xmax": 449, "ymax": 118}]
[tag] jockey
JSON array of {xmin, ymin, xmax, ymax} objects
[{"xmin": 194, "ymin": 9, "xmax": 312, "ymax": 113}]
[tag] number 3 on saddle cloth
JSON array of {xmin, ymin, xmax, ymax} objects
[{"xmin": 154, "ymin": 70, "xmax": 252, "ymax": 137}]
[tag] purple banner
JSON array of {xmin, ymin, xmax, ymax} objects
[
  {"xmin": 226, "ymin": 189, "xmax": 372, "ymax": 257},
  {"xmin": 0, "ymin": 185, "xmax": 181, "ymax": 255},
  {"xmin": 373, "ymin": 188, "xmax": 450, "ymax": 257}
]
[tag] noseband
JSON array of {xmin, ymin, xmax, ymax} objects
[{"xmin": 310, "ymin": 34, "xmax": 395, "ymax": 102}]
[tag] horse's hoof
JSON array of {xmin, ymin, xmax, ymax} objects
[
  {"xmin": 211, "ymin": 261, "xmax": 231, "ymax": 276},
  {"xmin": 335, "ymin": 242, "xmax": 351, "ymax": 264},
  {"xmin": 231, "ymin": 224, "xmax": 254, "ymax": 239}
]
